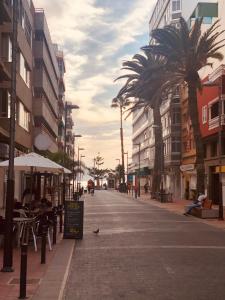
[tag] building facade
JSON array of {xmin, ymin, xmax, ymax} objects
[
  {"xmin": 0, "ymin": 0, "xmax": 35, "ymax": 206},
  {"xmin": 0, "ymin": 1, "xmax": 71, "ymax": 208},
  {"xmin": 33, "ymin": 8, "xmax": 59, "ymax": 153}
]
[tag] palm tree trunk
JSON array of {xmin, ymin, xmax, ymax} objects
[
  {"xmin": 187, "ymin": 80, "xmax": 205, "ymax": 193},
  {"xmin": 120, "ymin": 106, "xmax": 126, "ymax": 187},
  {"xmin": 152, "ymin": 103, "xmax": 164, "ymax": 196}
]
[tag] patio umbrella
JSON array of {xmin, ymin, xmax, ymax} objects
[{"xmin": 0, "ymin": 152, "xmax": 71, "ymax": 174}]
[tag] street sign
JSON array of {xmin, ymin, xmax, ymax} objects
[{"xmin": 63, "ymin": 201, "xmax": 84, "ymax": 239}]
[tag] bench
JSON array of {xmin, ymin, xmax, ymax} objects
[{"xmin": 185, "ymin": 199, "xmax": 219, "ymax": 219}]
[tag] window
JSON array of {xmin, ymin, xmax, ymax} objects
[
  {"xmin": 211, "ymin": 102, "xmax": 219, "ymax": 119},
  {"xmin": 0, "ymin": 90, "xmax": 10, "ymax": 118},
  {"xmin": 172, "ymin": 0, "xmax": 181, "ymax": 12},
  {"xmin": 203, "ymin": 17, "xmax": 212, "ymax": 24},
  {"xmin": 172, "ymin": 112, "xmax": 181, "ymax": 124},
  {"xmin": 8, "ymin": 37, "xmax": 12, "ymax": 62},
  {"xmin": 171, "ymin": 136, "xmax": 181, "ymax": 153},
  {"xmin": 202, "ymin": 105, "xmax": 207, "ymax": 124},
  {"xmin": 19, "ymin": 53, "xmax": 30, "ymax": 87},
  {"xmin": 210, "ymin": 141, "xmax": 217, "ymax": 157},
  {"xmin": 18, "ymin": 102, "xmax": 30, "ymax": 131}
]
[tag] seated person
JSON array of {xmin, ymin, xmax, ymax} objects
[{"xmin": 184, "ymin": 192, "xmax": 207, "ymax": 216}]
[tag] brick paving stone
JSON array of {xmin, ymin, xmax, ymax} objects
[
  {"xmin": 64, "ymin": 190, "xmax": 225, "ymax": 300},
  {"xmin": 0, "ymin": 233, "xmax": 63, "ymax": 300}
]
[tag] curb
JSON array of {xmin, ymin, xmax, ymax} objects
[{"xmin": 31, "ymin": 239, "xmax": 75, "ymax": 300}]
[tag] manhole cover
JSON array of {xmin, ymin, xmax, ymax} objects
[{"xmin": 8, "ymin": 278, "xmax": 40, "ymax": 285}]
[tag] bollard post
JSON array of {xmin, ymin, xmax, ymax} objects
[
  {"xmin": 19, "ymin": 243, "xmax": 28, "ymax": 299},
  {"xmin": 53, "ymin": 213, "xmax": 57, "ymax": 245},
  {"xmin": 41, "ymin": 224, "xmax": 47, "ymax": 264}
]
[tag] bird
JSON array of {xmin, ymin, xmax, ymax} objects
[{"xmin": 93, "ymin": 228, "xmax": 99, "ymax": 234}]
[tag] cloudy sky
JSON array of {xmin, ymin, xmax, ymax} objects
[{"xmin": 33, "ymin": 0, "xmax": 156, "ymax": 170}]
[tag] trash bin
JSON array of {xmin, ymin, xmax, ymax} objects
[{"xmin": 159, "ymin": 192, "xmax": 170, "ymax": 203}]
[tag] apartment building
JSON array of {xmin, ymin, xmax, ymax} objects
[
  {"xmin": 0, "ymin": 2, "xmax": 70, "ymax": 207},
  {"xmin": 197, "ymin": 68, "xmax": 225, "ymax": 205},
  {"xmin": 0, "ymin": 0, "xmax": 34, "ymax": 206},
  {"xmin": 54, "ymin": 44, "xmax": 66, "ymax": 153},
  {"xmin": 180, "ymin": 2, "xmax": 219, "ymax": 200},
  {"xmin": 33, "ymin": 8, "xmax": 59, "ymax": 153},
  {"xmin": 131, "ymin": 0, "xmax": 220, "ymax": 199},
  {"xmin": 131, "ymin": 108, "xmax": 152, "ymax": 192}
]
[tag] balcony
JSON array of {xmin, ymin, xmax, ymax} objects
[
  {"xmin": 33, "ymin": 98, "xmax": 58, "ymax": 136},
  {"xmin": 0, "ymin": 118, "xmax": 32, "ymax": 150},
  {"xmin": 0, "ymin": 61, "xmax": 10, "ymax": 82},
  {"xmin": 0, "ymin": 0, "xmax": 11, "ymax": 24},
  {"xmin": 208, "ymin": 114, "xmax": 225, "ymax": 131}
]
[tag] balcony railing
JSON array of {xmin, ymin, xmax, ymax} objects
[{"xmin": 208, "ymin": 114, "xmax": 225, "ymax": 130}]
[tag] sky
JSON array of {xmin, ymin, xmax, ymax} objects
[{"xmin": 33, "ymin": 0, "xmax": 156, "ymax": 170}]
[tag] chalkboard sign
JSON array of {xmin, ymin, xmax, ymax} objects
[{"xmin": 63, "ymin": 201, "xmax": 84, "ymax": 239}]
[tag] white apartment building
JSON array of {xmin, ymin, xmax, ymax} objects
[{"xmin": 131, "ymin": 0, "xmax": 219, "ymax": 199}]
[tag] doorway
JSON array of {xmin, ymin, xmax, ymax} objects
[{"xmin": 211, "ymin": 173, "xmax": 221, "ymax": 205}]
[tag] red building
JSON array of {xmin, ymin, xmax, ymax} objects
[{"xmin": 198, "ymin": 65, "xmax": 225, "ymax": 205}]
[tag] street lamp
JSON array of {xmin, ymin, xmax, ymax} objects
[
  {"xmin": 203, "ymin": 79, "xmax": 223, "ymax": 220},
  {"xmin": 134, "ymin": 143, "xmax": 141, "ymax": 197},
  {"xmin": 77, "ymin": 147, "xmax": 84, "ymax": 190},
  {"xmin": 1, "ymin": 0, "xmax": 18, "ymax": 272},
  {"xmin": 72, "ymin": 134, "xmax": 82, "ymax": 195},
  {"xmin": 79, "ymin": 155, "xmax": 85, "ymax": 187},
  {"xmin": 63, "ymin": 102, "xmax": 79, "ymax": 203}
]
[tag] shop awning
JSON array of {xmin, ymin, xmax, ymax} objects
[{"xmin": 0, "ymin": 152, "xmax": 71, "ymax": 174}]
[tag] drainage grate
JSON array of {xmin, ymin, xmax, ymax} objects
[{"xmin": 8, "ymin": 278, "xmax": 40, "ymax": 285}]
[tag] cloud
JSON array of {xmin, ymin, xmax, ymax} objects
[{"xmin": 33, "ymin": 0, "xmax": 156, "ymax": 168}]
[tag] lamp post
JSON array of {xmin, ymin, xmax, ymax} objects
[
  {"xmin": 77, "ymin": 147, "xmax": 84, "ymax": 191},
  {"xmin": 134, "ymin": 143, "xmax": 141, "ymax": 197},
  {"xmin": 79, "ymin": 155, "xmax": 85, "ymax": 187},
  {"xmin": 72, "ymin": 134, "xmax": 82, "ymax": 195},
  {"xmin": 63, "ymin": 102, "xmax": 79, "ymax": 203},
  {"xmin": 203, "ymin": 78, "xmax": 223, "ymax": 220},
  {"xmin": 1, "ymin": 0, "xmax": 18, "ymax": 272}
]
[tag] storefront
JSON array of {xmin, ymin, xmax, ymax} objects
[{"xmin": 180, "ymin": 164, "xmax": 197, "ymax": 200}]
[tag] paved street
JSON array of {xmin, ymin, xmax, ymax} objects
[{"xmin": 64, "ymin": 191, "xmax": 225, "ymax": 300}]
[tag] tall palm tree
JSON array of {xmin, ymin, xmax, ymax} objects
[
  {"xmin": 111, "ymin": 96, "xmax": 130, "ymax": 192},
  {"xmin": 116, "ymin": 51, "xmax": 175, "ymax": 194},
  {"xmin": 143, "ymin": 17, "xmax": 225, "ymax": 193}
]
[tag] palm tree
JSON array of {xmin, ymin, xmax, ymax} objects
[
  {"xmin": 116, "ymin": 51, "xmax": 174, "ymax": 194},
  {"xmin": 111, "ymin": 96, "xmax": 130, "ymax": 192},
  {"xmin": 143, "ymin": 17, "xmax": 225, "ymax": 193}
]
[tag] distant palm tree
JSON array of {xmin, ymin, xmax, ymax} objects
[
  {"xmin": 111, "ymin": 96, "xmax": 130, "ymax": 191},
  {"xmin": 143, "ymin": 17, "xmax": 225, "ymax": 193},
  {"xmin": 116, "ymin": 51, "xmax": 174, "ymax": 194}
]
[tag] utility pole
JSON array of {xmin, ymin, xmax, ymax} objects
[
  {"xmin": 72, "ymin": 134, "xmax": 82, "ymax": 195},
  {"xmin": 2, "ymin": 0, "xmax": 18, "ymax": 272},
  {"xmin": 63, "ymin": 102, "xmax": 79, "ymax": 203}
]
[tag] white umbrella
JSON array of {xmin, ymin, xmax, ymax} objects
[{"xmin": 0, "ymin": 152, "xmax": 71, "ymax": 174}]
